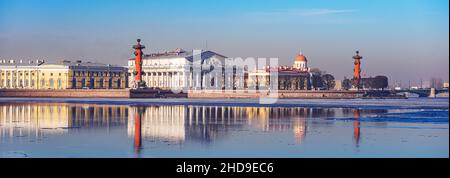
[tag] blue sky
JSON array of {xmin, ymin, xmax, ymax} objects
[{"xmin": 0, "ymin": 0, "xmax": 448, "ymax": 86}]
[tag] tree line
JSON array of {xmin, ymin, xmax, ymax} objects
[{"xmin": 310, "ymin": 68, "xmax": 389, "ymax": 90}]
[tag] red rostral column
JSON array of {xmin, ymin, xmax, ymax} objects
[
  {"xmin": 133, "ymin": 39, "xmax": 146, "ymax": 88},
  {"xmin": 353, "ymin": 50, "xmax": 363, "ymax": 90},
  {"xmin": 134, "ymin": 109, "xmax": 142, "ymax": 157}
]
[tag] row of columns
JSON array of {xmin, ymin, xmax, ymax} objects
[
  {"xmin": 1, "ymin": 70, "xmax": 35, "ymax": 89},
  {"xmin": 190, "ymin": 71, "xmax": 245, "ymax": 90},
  {"xmin": 247, "ymin": 75, "xmax": 310, "ymax": 90},
  {"xmin": 141, "ymin": 71, "xmax": 240, "ymax": 90},
  {"xmin": 143, "ymin": 71, "xmax": 185, "ymax": 89},
  {"xmin": 135, "ymin": 66, "xmax": 248, "ymax": 90},
  {"xmin": 277, "ymin": 76, "xmax": 310, "ymax": 90}
]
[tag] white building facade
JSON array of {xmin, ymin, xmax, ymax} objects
[{"xmin": 128, "ymin": 49, "xmax": 245, "ymax": 91}]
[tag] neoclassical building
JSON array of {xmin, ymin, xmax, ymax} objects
[
  {"xmin": 127, "ymin": 49, "xmax": 245, "ymax": 90},
  {"xmin": 0, "ymin": 59, "xmax": 127, "ymax": 89},
  {"xmin": 247, "ymin": 53, "xmax": 312, "ymax": 90},
  {"xmin": 128, "ymin": 50, "xmax": 314, "ymax": 91}
]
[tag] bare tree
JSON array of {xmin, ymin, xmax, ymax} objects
[
  {"xmin": 322, "ymin": 74, "xmax": 335, "ymax": 90},
  {"xmin": 311, "ymin": 74, "xmax": 323, "ymax": 90},
  {"xmin": 342, "ymin": 77, "xmax": 352, "ymax": 90}
]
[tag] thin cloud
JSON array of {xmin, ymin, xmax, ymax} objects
[
  {"xmin": 298, "ymin": 9, "xmax": 360, "ymax": 16},
  {"xmin": 237, "ymin": 8, "xmax": 360, "ymax": 25},
  {"xmin": 245, "ymin": 8, "xmax": 359, "ymax": 17}
]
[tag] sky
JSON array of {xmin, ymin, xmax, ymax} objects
[{"xmin": 0, "ymin": 0, "xmax": 448, "ymax": 87}]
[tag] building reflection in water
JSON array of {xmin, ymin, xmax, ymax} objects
[
  {"xmin": 293, "ymin": 118, "xmax": 307, "ymax": 144},
  {"xmin": 1, "ymin": 103, "xmax": 388, "ymax": 152},
  {"xmin": 0, "ymin": 103, "xmax": 71, "ymax": 137},
  {"xmin": 127, "ymin": 105, "xmax": 186, "ymax": 143},
  {"xmin": 0, "ymin": 103, "xmax": 128, "ymax": 139},
  {"xmin": 127, "ymin": 106, "xmax": 379, "ymax": 145}
]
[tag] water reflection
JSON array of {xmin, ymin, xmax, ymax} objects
[
  {"xmin": 353, "ymin": 109, "xmax": 361, "ymax": 148},
  {"xmin": 0, "ymin": 103, "xmax": 389, "ymax": 155},
  {"xmin": 133, "ymin": 107, "xmax": 145, "ymax": 157},
  {"xmin": 0, "ymin": 103, "xmax": 127, "ymax": 138},
  {"xmin": 128, "ymin": 106, "xmax": 185, "ymax": 143}
]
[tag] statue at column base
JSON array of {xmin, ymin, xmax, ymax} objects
[
  {"xmin": 137, "ymin": 81, "xmax": 147, "ymax": 89},
  {"xmin": 132, "ymin": 81, "xmax": 147, "ymax": 89}
]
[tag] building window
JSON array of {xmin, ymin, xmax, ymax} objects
[
  {"xmin": 90, "ymin": 78, "xmax": 95, "ymax": 89},
  {"xmin": 72, "ymin": 78, "xmax": 77, "ymax": 88},
  {"xmin": 108, "ymin": 78, "xmax": 113, "ymax": 89},
  {"xmin": 49, "ymin": 79, "xmax": 54, "ymax": 88},
  {"xmin": 57, "ymin": 79, "xmax": 62, "ymax": 89},
  {"xmin": 117, "ymin": 79, "xmax": 121, "ymax": 88},
  {"xmin": 40, "ymin": 79, "xmax": 45, "ymax": 87}
]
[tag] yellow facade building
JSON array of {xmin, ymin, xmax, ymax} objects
[{"xmin": 0, "ymin": 59, "xmax": 127, "ymax": 89}]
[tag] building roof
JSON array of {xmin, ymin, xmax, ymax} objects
[
  {"xmin": 129, "ymin": 49, "xmax": 227, "ymax": 63},
  {"xmin": 185, "ymin": 50, "xmax": 227, "ymax": 63},
  {"xmin": 0, "ymin": 59, "xmax": 124, "ymax": 70},
  {"xmin": 295, "ymin": 53, "xmax": 307, "ymax": 62},
  {"xmin": 57, "ymin": 60, "xmax": 121, "ymax": 68},
  {"xmin": 251, "ymin": 67, "xmax": 310, "ymax": 76},
  {"xmin": 0, "ymin": 59, "xmax": 44, "ymax": 67}
]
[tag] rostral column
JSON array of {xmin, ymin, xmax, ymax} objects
[
  {"xmin": 352, "ymin": 50, "xmax": 363, "ymax": 90},
  {"xmin": 132, "ymin": 39, "xmax": 146, "ymax": 88}
]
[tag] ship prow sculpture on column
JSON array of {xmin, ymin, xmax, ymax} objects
[
  {"xmin": 132, "ymin": 39, "xmax": 147, "ymax": 89},
  {"xmin": 352, "ymin": 50, "xmax": 363, "ymax": 90}
]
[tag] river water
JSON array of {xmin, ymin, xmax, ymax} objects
[{"xmin": 0, "ymin": 98, "xmax": 448, "ymax": 158}]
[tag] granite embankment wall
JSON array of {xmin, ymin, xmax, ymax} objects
[
  {"xmin": 129, "ymin": 89, "xmax": 187, "ymax": 98},
  {"xmin": 0, "ymin": 89, "xmax": 364, "ymax": 99},
  {"xmin": 0, "ymin": 89, "xmax": 187, "ymax": 98},
  {"xmin": 187, "ymin": 90, "xmax": 365, "ymax": 99},
  {"xmin": 0, "ymin": 89, "xmax": 130, "ymax": 98}
]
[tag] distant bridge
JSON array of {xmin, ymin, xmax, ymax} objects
[{"xmin": 394, "ymin": 88, "xmax": 449, "ymax": 97}]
